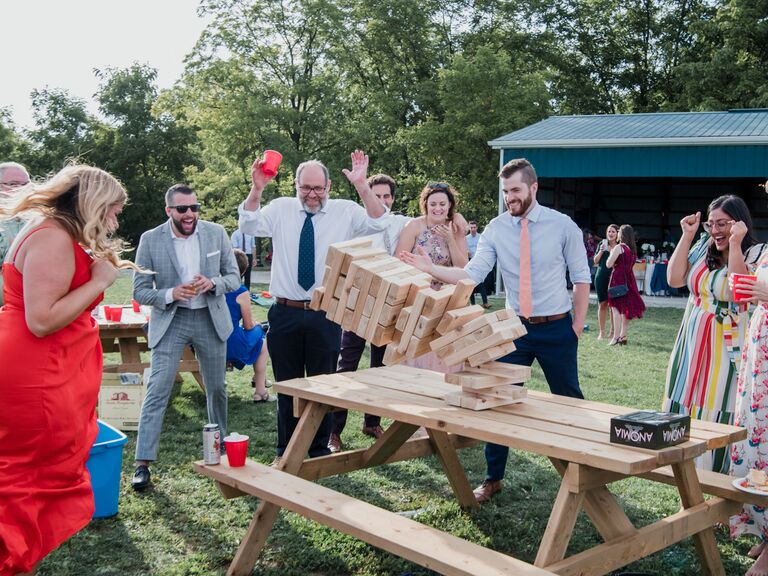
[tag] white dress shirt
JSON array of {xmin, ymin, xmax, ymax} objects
[
  {"xmin": 363, "ymin": 213, "xmax": 411, "ymax": 255},
  {"xmin": 165, "ymin": 221, "xmax": 206, "ymax": 309},
  {"xmin": 238, "ymin": 197, "xmax": 389, "ymax": 300}
]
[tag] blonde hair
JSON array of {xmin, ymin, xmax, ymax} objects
[{"xmin": 0, "ymin": 164, "xmax": 136, "ymax": 269}]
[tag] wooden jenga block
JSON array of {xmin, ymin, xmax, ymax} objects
[
  {"xmin": 356, "ymin": 315, "xmax": 369, "ymax": 337},
  {"xmin": 475, "ymin": 384, "xmax": 528, "ymax": 400},
  {"xmin": 444, "ymin": 371, "xmax": 510, "ymax": 390},
  {"xmin": 363, "ymin": 294, "xmax": 376, "ymax": 317},
  {"xmin": 309, "ymin": 287, "xmax": 325, "ymax": 311},
  {"xmin": 466, "ymin": 340, "xmax": 518, "ymax": 367},
  {"xmin": 347, "ymin": 287, "xmax": 360, "ymax": 309},
  {"xmin": 349, "ymin": 267, "xmax": 377, "ymax": 328},
  {"xmin": 445, "ymin": 278, "xmax": 478, "ymax": 311},
  {"xmin": 444, "ymin": 391, "xmax": 521, "ymax": 410},
  {"xmin": 405, "ymin": 278, "xmax": 431, "ymax": 307},
  {"xmin": 348, "ymin": 256, "xmax": 401, "ymax": 290},
  {"xmin": 435, "ymin": 305, "xmax": 485, "ymax": 335},
  {"xmin": 385, "ymin": 277, "xmax": 412, "ymax": 305},
  {"xmin": 340, "ymin": 247, "xmax": 388, "ymax": 275},
  {"xmin": 397, "ymin": 289, "xmax": 431, "ymax": 353},
  {"xmin": 342, "ymin": 308, "xmax": 356, "ymax": 331},
  {"xmin": 433, "ymin": 323, "xmax": 495, "ymax": 359},
  {"xmin": 333, "ymin": 276, "xmax": 346, "ymax": 299},
  {"xmin": 413, "ymin": 315, "xmax": 442, "ymax": 339},
  {"xmin": 404, "ymin": 336, "xmax": 432, "ymax": 359},
  {"xmin": 364, "ymin": 279, "xmax": 393, "ymax": 341},
  {"xmin": 464, "ymin": 362, "xmax": 531, "ymax": 381},
  {"xmin": 383, "ymin": 343, "xmax": 407, "ymax": 365},
  {"xmin": 440, "ymin": 327, "xmax": 520, "ymax": 366},
  {"xmin": 377, "ymin": 303, "xmax": 403, "ymax": 327},
  {"xmin": 369, "ymin": 263, "xmax": 416, "ymax": 294},
  {"xmin": 421, "ymin": 288, "xmax": 453, "ymax": 319},
  {"xmin": 395, "ymin": 306, "xmax": 412, "ymax": 332},
  {"xmin": 326, "ymin": 298, "xmax": 339, "ymax": 320},
  {"xmin": 321, "ymin": 265, "xmax": 332, "ymax": 286},
  {"xmin": 370, "ymin": 324, "xmax": 396, "ymax": 347},
  {"xmin": 429, "ymin": 311, "xmax": 498, "ymax": 352},
  {"xmin": 321, "ymin": 249, "xmax": 346, "ymax": 310}
]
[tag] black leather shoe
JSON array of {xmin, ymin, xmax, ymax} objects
[{"xmin": 131, "ymin": 465, "xmax": 151, "ymax": 491}]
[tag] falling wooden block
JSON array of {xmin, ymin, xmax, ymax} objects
[
  {"xmin": 370, "ymin": 324, "xmax": 396, "ymax": 347},
  {"xmin": 385, "ymin": 277, "xmax": 412, "ymax": 305},
  {"xmin": 405, "ymin": 278, "xmax": 431, "ymax": 307},
  {"xmin": 395, "ymin": 306, "xmax": 412, "ymax": 332},
  {"xmin": 435, "ymin": 305, "xmax": 485, "ymax": 335},
  {"xmin": 377, "ymin": 303, "xmax": 403, "ymax": 327},
  {"xmin": 466, "ymin": 339, "xmax": 518, "ymax": 367},
  {"xmin": 404, "ymin": 335, "xmax": 432, "ymax": 358},
  {"xmin": 321, "ymin": 238, "xmax": 373, "ymax": 310},
  {"xmin": 421, "ymin": 288, "xmax": 453, "ymax": 319},
  {"xmin": 440, "ymin": 327, "xmax": 520, "ymax": 367},
  {"xmin": 383, "ymin": 343, "xmax": 407, "ymax": 365},
  {"xmin": 476, "ymin": 384, "xmax": 528, "ymax": 401},
  {"xmin": 326, "ymin": 298, "xmax": 339, "ymax": 320},
  {"xmin": 433, "ymin": 322, "xmax": 495, "ymax": 359},
  {"xmin": 397, "ymin": 289, "xmax": 431, "ymax": 353},
  {"xmin": 347, "ymin": 287, "xmax": 360, "ymax": 309},
  {"xmin": 333, "ymin": 276, "xmax": 346, "ymax": 299},
  {"xmin": 430, "ymin": 312, "xmax": 498, "ymax": 352},
  {"xmin": 444, "ymin": 371, "xmax": 510, "ymax": 390},
  {"xmin": 413, "ymin": 315, "xmax": 442, "ymax": 339},
  {"xmin": 464, "ymin": 362, "xmax": 531, "ymax": 381},
  {"xmin": 342, "ymin": 308, "xmax": 356, "ymax": 331},
  {"xmin": 340, "ymin": 247, "xmax": 388, "ymax": 275},
  {"xmin": 446, "ymin": 278, "xmax": 477, "ymax": 311},
  {"xmin": 356, "ymin": 315, "xmax": 369, "ymax": 337},
  {"xmin": 369, "ymin": 263, "xmax": 416, "ymax": 294},
  {"xmin": 444, "ymin": 391, "xmax": 522, "ymax": 410},
  {"xmin": 362, "ymin": 294, "xmax": 376, "ymax": 317},
  {"xmin": 309, "ymin": 287, "xmax": 325, "ymax": 311},
  {"xmin": 364, "ymin": 278, "xmax": 393, "ymax": 341}
]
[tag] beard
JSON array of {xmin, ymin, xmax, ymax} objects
[
  {"xmin": 301, "ymin": 196, "xmax": 327, "ymax": 214},
  {"xmin": 171, "ymin": 213, "xmax": 198, "ymax": 236},
  {"xmin": 506, "ymin": 192, "xmax": 533, "ymax": 217}
]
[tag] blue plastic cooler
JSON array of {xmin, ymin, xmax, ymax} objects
[{"xmin": 86, "ymin": 420, "xmax": 128, "ymax": 518}]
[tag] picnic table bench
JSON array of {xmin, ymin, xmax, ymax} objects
[{"xmin": 194, "ymin": 365, "xmax": 749, "ymax": 576}]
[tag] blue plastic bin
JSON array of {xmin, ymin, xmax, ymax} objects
[{"xmin": 86, "ymin": 420, "xmax": 128, "ymax": 518}]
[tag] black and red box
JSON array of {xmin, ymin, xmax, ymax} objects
[{"xmin": 610, "ymin": 410, "xmax": 690, "ymax": 449}]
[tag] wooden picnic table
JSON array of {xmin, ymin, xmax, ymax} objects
[
  {"xmin": 97, "ymin": 306, "xmax": 204, "ymax": 390},
  {"xmin": 194, "ymin": 365, "xmax": 748, "ymax": 576}
]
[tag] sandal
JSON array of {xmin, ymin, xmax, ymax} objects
[
  {"xmin": 252, "ymin": 378, "xmax": 273, "ymax": 389},
  {"xmin": 253, "ymin": 391, "xmax": 275, "ymax": 403}
]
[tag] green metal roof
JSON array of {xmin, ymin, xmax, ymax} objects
[{"xmin": 489, "ymin": 109, "xmax": 768, "ymax": 149}]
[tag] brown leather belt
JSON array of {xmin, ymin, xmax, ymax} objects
[
  {"xmin": 276, "ymin": 297, "xmax": 312, "ymax": 310},
  {"xmin": 519, "ymin": 312, "xmax": 569, "ymax": 324}
]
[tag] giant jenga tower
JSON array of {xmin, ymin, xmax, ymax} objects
[{"xmin": 310, "ymin": 239, "xmax": 531, "ymax": 409}]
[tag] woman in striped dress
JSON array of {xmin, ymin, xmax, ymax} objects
[{"xmin": 663, "ymin": 195, "xmax": 764, "ymax": 474}]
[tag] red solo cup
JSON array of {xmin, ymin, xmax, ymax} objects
[
  {"xmin": 112, "ymin": 306, "xmax": 123, "ymax": 322},
  {"xmin": 132, "ymin": 299, "xmax": 141, "ymax": 313},
  {"xmin": 103, "ymin": 306, "xmax": 114, "ymax": 321},
  {"xmin": 224, "ymin": 434, "xmax": 249, "ymax": 467},
  {"xmin": 732, "ymin": 273, "xmax": 755, "ymax": 303},
  {"xmin": 261, "ymin": 150, "xmax": 282, "ymax": 176}
]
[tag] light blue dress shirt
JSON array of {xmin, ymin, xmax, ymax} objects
[
  {"xmin": 466, "ymin": 232, "xmax": 480, "ymax": 258},
  {"xmin": 465, "ymin": 202, "xmax": 590, "ymax": 316}
]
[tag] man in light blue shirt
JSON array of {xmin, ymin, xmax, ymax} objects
[
  {"xmin": 402, "ymin": 158, "xmax": 590, "ymax": 504},
  {"xmin": 231, "ymin": 228, "xmax": 255, "ymax": 289}
]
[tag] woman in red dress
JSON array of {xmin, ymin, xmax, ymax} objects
[
  {"xmin": 0, "ymin": 165, "xmax": 131, "ymax": 575},
  {"xmin": 606, "ymin": 224, "xmax": 646, "ymax": 346}
]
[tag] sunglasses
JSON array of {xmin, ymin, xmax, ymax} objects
[
  {"xmin": 427, "ymin": 182, "xmax": 450, "ymax": 191},
  {"xmin": 169, "ymin": 204, "xmax": 201, "ymax": 214}
]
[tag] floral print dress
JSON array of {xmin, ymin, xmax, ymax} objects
[{"xmin": 730, "ymin": 253, "xmax": 768, "ymax": 541}]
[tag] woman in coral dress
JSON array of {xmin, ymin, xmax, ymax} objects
[
  {"xmin": 606, "ymin": 224, "xmax": 645, "ymax": 345},
  {"xmin": 395, "ymin": 182, "xmax": 468, "ymax": 372},
  {"xmin": 663, "ymin": 195, "xmax": 764, "ymax": 475},
  {"xmin": 0, "ymin": 166, "xmax": 130, "ymax": 575}
]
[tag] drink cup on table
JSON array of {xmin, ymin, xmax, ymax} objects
[
  {"xmin": 112, "ymin": 306, "xmax": 123, "ymax": 322},
  {"xmin": 732, "ymin": 273, "xmax": 755, "ymax": 303},
  {"xmin": 224, "ymin": 433, "xmax": 249, "ymax": 467},
  {"xmin": 132, "ymin": 299, "xmax": 141, "ymax": 313},
  {"xmin": 261, "ymin": 150, "xmax": 282, "ymax": 177}
]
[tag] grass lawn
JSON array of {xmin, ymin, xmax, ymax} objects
[{"xmin": 38, "ymin": 277, "xmax": 756, "ymax": 575}]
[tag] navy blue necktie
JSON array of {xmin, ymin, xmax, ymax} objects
[{"xmin": 297, "ymin": 212, "xmax": 315, "ymax": 290}]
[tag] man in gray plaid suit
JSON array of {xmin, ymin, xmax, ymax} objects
[{"xmin": 131, "ymin": 184, "xmax": 240, "ymax": 490}]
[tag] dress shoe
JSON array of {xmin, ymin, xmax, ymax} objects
[
  {"xmin": 328, "ymin": 433, "xmax": 342, "ymax": 453},
  {"xmin": 362, "ymin": 425, "xmax": 384, "ymax": 439},
  {"xmin": 473, "ymin": 479, "xmax": 502, "ymax": 504},
  {"xmin": 482, "ymin": 303, "xmax": 493, "ymax": 309},
  {"xmin": 131, "ymin": 465, "xmax": 151, "ymax": 491}
]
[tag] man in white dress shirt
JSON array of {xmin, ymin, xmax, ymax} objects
[{"xmin": 238, "ymin": 150, "xmax": 388, "ymax": 460}]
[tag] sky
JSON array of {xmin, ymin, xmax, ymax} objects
[{"xmin": 2, "ymin": 0, "xmax": 210, "ymax": 129}]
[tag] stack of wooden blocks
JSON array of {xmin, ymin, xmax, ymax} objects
[{"xmin": 310, "ymin": 238, "xmax": 533, "ymax": 410}]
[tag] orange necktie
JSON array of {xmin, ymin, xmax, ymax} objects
[{"xmin": 519, "ymin": 217, "xmax": 532, "ymax": 318}]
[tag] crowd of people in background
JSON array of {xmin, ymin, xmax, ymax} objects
[{"xmin": 4, "ymin": 152, "xmax": 768, "ymax": 576}]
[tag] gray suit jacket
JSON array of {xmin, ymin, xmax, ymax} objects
[{"xmin": 133, "ymin": 220, "xmax": 240, "ymax": 349}]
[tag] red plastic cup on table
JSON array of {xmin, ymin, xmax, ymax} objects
[
  {"xmin": 112, "ymin": 306, "xmax": 123, "ymax": 322},
  {"xmin": 732, "ymin": 273, "xmax": 755, "ymax": 303},
  {"xmin": 224, "ymin": 433, "xmax": 249, "ymax": 467},
  {"xmin": 132, "ymin": 299, "xmax": 141, "ymax": 313},
  {"xmin": 261, "ymin": 150, "xmax": 282, "ymax": 177}
]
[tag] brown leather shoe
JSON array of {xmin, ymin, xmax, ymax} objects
[
  {"xmin": 473, "ymin": 480, "xmax": 502, "ymax": 504},
  {"xmin": 328, "ymin": 433, "xmax": 342, "ymax": 453},
  {"xmin": 362, "ymin": 425, "xmax": 384, "ymax": 439}
]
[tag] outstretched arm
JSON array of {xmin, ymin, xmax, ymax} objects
[
  {"xmin": 399, "ymin": 247, "xmax": 471, "ymax": 285},
  {"xmin": 244, "ymin": 156, "xmax": 277, "ymax": 212},
  {"xmin": 341, "ymin": 150, "xmax": 385, "ymax": 218}
]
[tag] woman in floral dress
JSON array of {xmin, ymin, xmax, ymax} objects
[
  {"xmin": 395, "ymin": 182, "xmax": 468, "ymax": 371},
  {"xmin": 663, "ymin": 195, "xmax": 764, "ymax": 474}
]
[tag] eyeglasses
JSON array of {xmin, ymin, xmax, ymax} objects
[
  {"xmin": 298, "ymin": 185, "xmax": 326, "ymax": 195},
  {"xmin": 0, "ymin": 180, "xmax": 29, "ymax": 188},
  {"xmin": 427, "ymin": 182, "xmax": 450, "ymax": 191},
  {"xmin": 169, "ymin": 204, "xmax": 201, "ymax": 214},
  {"xmin": 703, "ymin": 219, "xmax": 732, "ymax": 233}
]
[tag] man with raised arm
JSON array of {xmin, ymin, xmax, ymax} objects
[
  {"xmin": 238, "ymin": 150, "xmax": 388, "ymax": 462},
  {"xmin": 401, "ymin": 158, "xmax": 590, "ymax": 504}
]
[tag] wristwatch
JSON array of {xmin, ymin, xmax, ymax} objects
[{"xmin": 209, "ymin": 278, "xmax": 217, "ymax": 293}]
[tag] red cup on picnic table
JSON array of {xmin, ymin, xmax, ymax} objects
[
  {"xmin": 132, "ymin": 299, "xmax": 141, "ymax": 313},
  {"xmin": 224, "ymin": 433, "xmax": 249, "ymax": 467},
  {"xmin": 732, "ymin": 273, "xmax": 755, "ymax": 303},
  {"xmin": 111, "ymin": 306, "xmax": 123, "ymax": 322},
  {"xmin": 261, "ymin": 150, "xmax": 282, "ymax": 177}
]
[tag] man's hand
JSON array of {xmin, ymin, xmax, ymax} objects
[
  {"xmin": 572, "ymin": 323, "xmax": 584, "ymax": 338},
  {"xmin": 172, "ymin": 283, "xmax": 198, "ymax": 302},
  {"xmin": 191, "ymin": 274, "xmax": 215, "ymax": 293},
  {"xmin": 341, "ymin": 149, "xmax": 369, "ymax": 189},
  {"xmin": 246, "ymin": 156, "xmax": 276, "ymax": 209}
]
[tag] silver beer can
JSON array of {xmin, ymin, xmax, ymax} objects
[{"xmin": 203, "ymin": 423, "xmax": 221, "ymax": 465}]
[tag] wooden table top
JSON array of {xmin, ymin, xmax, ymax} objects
[
  {"xmin": 274, "ymin": 365, "xmax": 746, "ymax": 477},
  {"xmin": 96, "ymin": 306, "xmax": 148, "ymax": 330}
]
